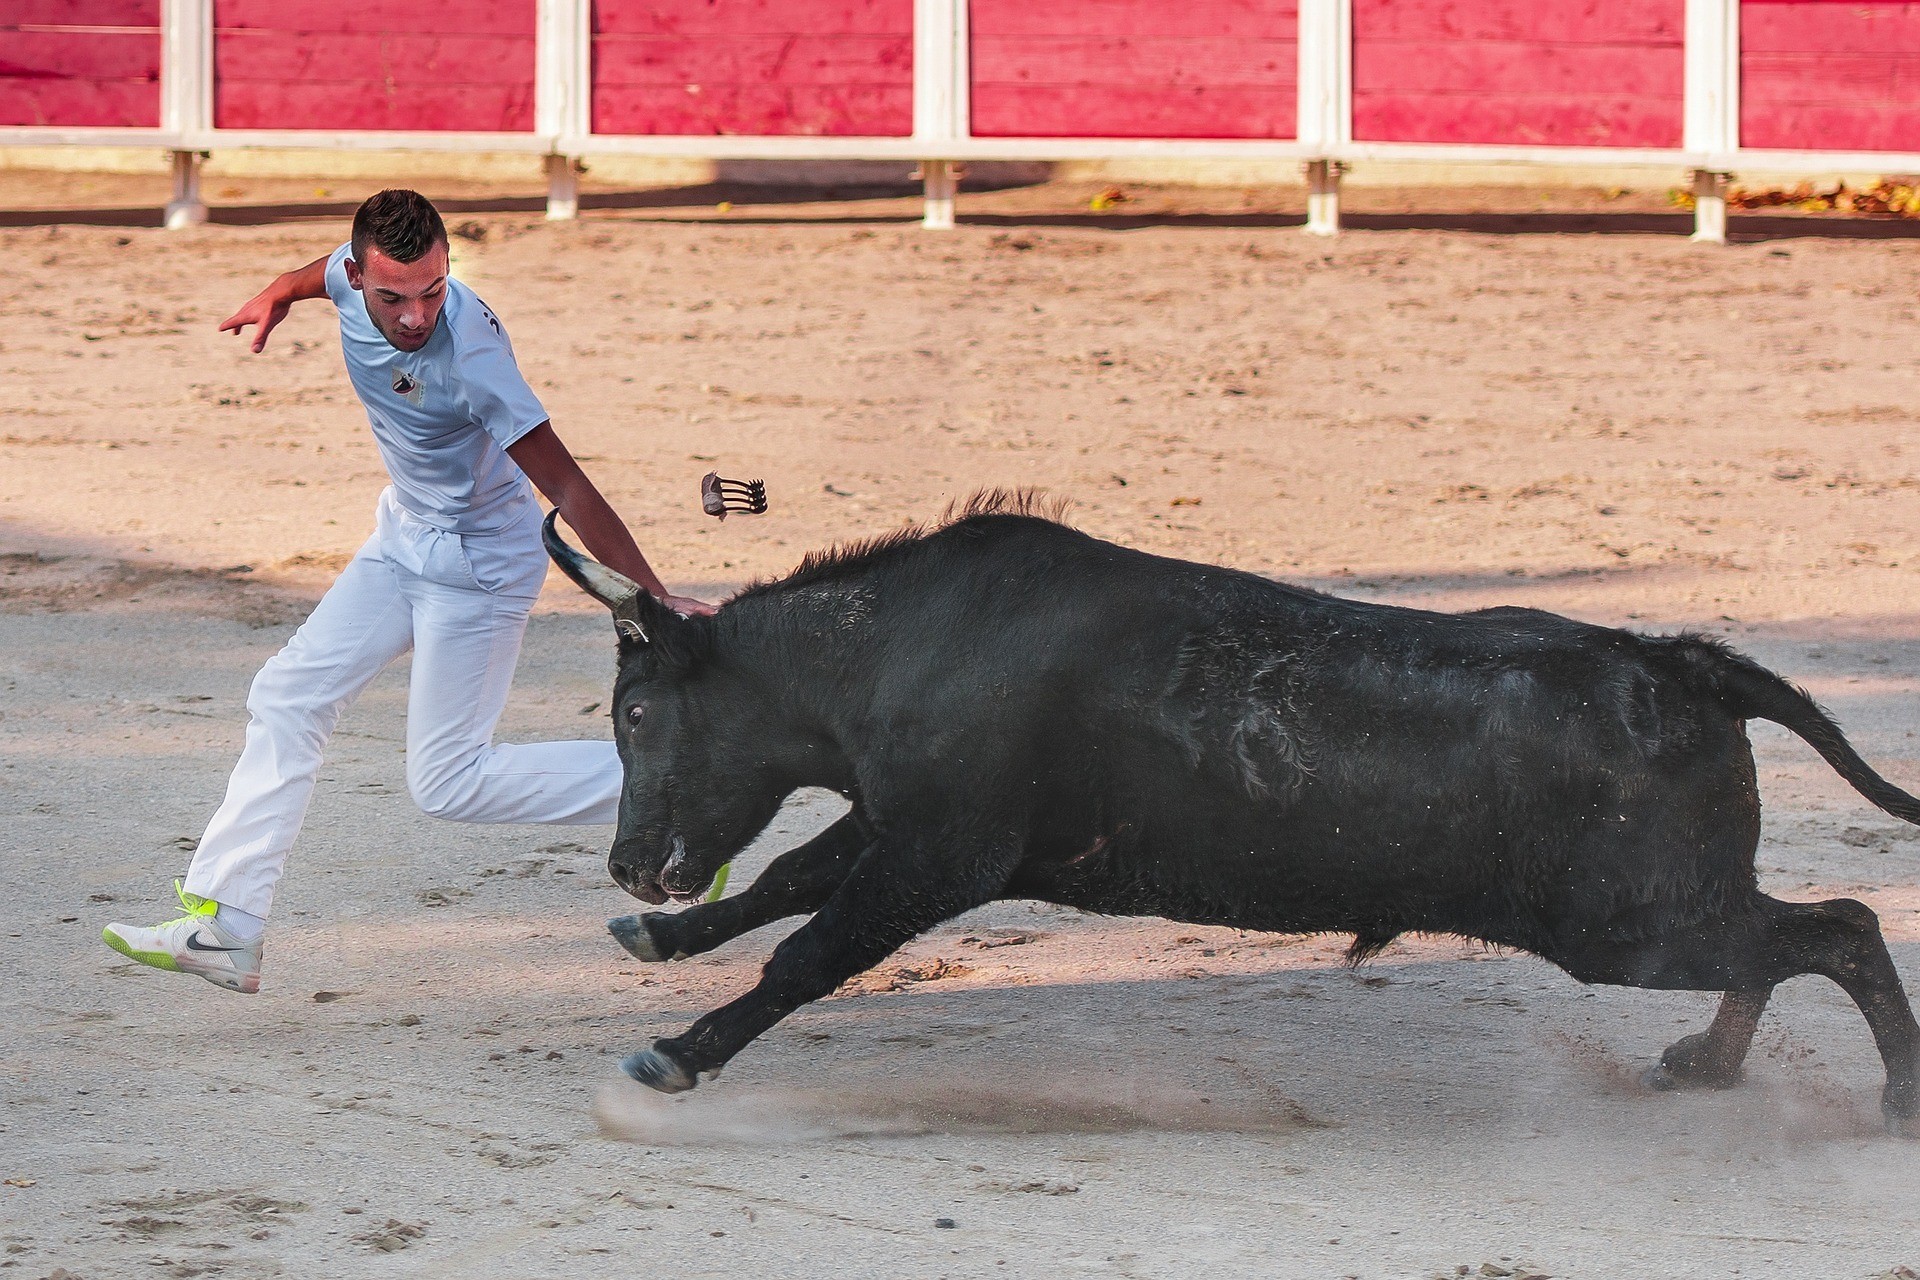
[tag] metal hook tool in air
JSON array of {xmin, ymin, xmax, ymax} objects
[{"xmin": 701, "ymin": 472, "xmax": 768, "ymax": 520}]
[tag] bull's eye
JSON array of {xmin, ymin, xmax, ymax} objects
[{"xmin": 625, "ymin": 704, "xmax": 644, "ymax": 726}]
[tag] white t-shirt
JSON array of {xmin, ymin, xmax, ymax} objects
[{"xmin": 325, "ymin": 243, "xmax": 547, "ymax": 538}]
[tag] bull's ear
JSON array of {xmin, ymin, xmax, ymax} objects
[{"xmin": 613, "ymin": 591, "xmax": 711, "ymax": 670}]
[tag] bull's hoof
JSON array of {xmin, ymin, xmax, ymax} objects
[
  {"xmin": 622, "ymin": 1044, "xmax": 697, "ymax": 1094},
  {"xmin": 1641, "ymin": 1060, "xmax": 1680, "ymax": 1092},
  {"xmin": 608, "ymin": 914, "xmax": 668, "ymax": 962},
  {"xmin": 1644, "ymin": 1033, "xmax": 1744, "ymax": 1093}
]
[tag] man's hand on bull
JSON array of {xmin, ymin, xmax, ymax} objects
[{"xmin": 661, "ymin": 593, "xmax": 717, "ymax": 618}]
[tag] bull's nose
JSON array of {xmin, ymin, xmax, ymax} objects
[
  {"xmin": 609, "ymin": 860, "xmax": 668, "ymax": 905},
  {"xmin": 658, "ymin": 835, "xmax": 695, "ymax": 893}
]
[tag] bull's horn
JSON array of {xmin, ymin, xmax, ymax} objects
[{"xmin": 542, "ymin": 509, "xmax": 642, "ymax": 611}]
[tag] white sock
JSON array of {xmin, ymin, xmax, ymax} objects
[{"xmin": 214, "ymin": 903, "xmax": 266, "ymax": 942}]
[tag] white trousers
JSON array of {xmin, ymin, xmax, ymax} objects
[{"xmin": 182, "ymin": 491, "xmax": 621, "ymax": 918}]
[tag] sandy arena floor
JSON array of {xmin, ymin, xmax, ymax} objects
[{"xmin": 4, "ymin": 176, "xmax": 1920, "ymax": 1277}]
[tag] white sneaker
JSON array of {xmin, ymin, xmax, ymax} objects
[{"xmin": 103, "ymin": 882, "xmax": 263, "ymax": 994}]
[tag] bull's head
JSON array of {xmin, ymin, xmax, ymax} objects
[{"xmin": 543, "ymin": 511, "xmax": 794, "ymax": 905}]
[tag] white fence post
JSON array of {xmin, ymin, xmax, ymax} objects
[
  {"xmin": 1690, "ymin": 168, "xmax": 1730, "ymax": 242},
  {"xmin": 537, "ymin": 0, "xmax": 591, "ymax": 219},
  {"xmin": 1684, "ymin": 0, "xmax": 1740, "ymax": 243},
  {"xmin": 919, "ymin": 160, "xmax": 958, "ymax": 229},
  {"xmin": 160, "ymin": 0, "xmax": 212, "ymax": 228},
  {"xmin": 914, "ymin": 0, "xmax": 968, "ymax": 229},
  {"xmin": 1297, "ymin": 0, "xmax": 1351, "ymax": 235}
]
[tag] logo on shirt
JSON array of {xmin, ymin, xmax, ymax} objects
[
  {"xmin": 390, "ymin": 365, "xmax": 425, "ymax": 406},
  {"xmin": 481, "ymin": 307, "xmax": 501, "ymax": 336}
]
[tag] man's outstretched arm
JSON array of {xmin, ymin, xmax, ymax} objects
[
  {"xmin": 507, "ymin": 423, "xmax": 716, "ymax": 617},
  {"xmin": 219, "ymin": 254, "xmax": 330, "ymax": 353}
]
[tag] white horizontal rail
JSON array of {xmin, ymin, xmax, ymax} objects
[
  {"xmin": 1, "ymin": 126, "xmax": 174, "ymax": 147},
  {"xmin": 35, "ymin": 126, "xmax": 1920, "ymax": 177},
  {"xmin": 1333, "ymin": 142, "xmax": 1698, "ymax": 168},
  {"xmin": 567, "ymin": 134, "xmax": 1320, "ymax": 162},
  {"xmin": 23, "ymin": 124, "xmax": 1918, "ymax": 179},
  {"xmin": 1705, "ymin": 149, "xmax": 1920, "ymax": 175}
]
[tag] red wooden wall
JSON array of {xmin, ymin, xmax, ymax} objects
[
  {"xmin": 11, "ymin": 0, "xmax": 1920, "ymax": 156},
  {"xmin": 0, "ymin": 0, "xmax": 161, "ymax": 127},
  {"xmin": 591, "ymin": 0, "xmax": 914, "ymax": 136},
  {"xmin": 212, "ymin": 0, "xmax": 537, "ymax": 132},
  {"xmin": 1351, "ymin": 0, "xmax": 1686, "ymax": 148},
  {"xmin": 1742, "ymin": 1, "xmax": 1920, "ymax": 152},
  {"xmin": 968, "ymin": 0, "xmax": 1298, "ymax": 139}
]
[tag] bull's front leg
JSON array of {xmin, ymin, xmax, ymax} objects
[
  {"xmin": 1644, "ymin": 987, "xmax": 1773, "ymax": 1091},
  {"xmin": 608, "ymin": 813, "xmax": 871, "ymax": 962},
  {"xmin": 621, "ymin": 822, "xmax": 1019, "ymax": 1092}
]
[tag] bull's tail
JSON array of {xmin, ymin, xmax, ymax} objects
[{"xmin": 1691, "ymin": 638, "xmax": 1920, "ymax": 826}]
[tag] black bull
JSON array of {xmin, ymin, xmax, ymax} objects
[{"xmin": 544, "ymin": 499, "xmax": 1920, "ymax": 1132}]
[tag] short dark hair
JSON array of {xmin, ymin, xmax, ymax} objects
[{"xmin": 351, "ymin": 189, "xmax": 447, "ymax": 265}]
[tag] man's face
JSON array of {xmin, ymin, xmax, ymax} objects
[{"xmin": 344, "ymin": 242, "xmax": 449, "ymax": 352}]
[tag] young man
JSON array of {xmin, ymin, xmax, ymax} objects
[{"xmin": 103, "ymin": 189, "xmax": 709, "ymax": 993}]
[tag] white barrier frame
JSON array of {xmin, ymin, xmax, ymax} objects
[
  {"xmin": 1297, "ymin": 0, "xmax": 1352, "ymax": 235},
  {"xmin": 11, "ymin": 0, "xmax": 1920, "ymax": 240},
  {"xmin": 158, "ymin": 0, "xmax": 211, "ymax": 227},
  {"xmin": 535, "ymin": 0, "xmax": 591, "ymax": 219}
]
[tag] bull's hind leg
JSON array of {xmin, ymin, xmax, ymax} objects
[
  {"xmin": 1768, "ymin": 897, "xmax": 1920, "ymax": 1133},
  {"xmin": 1644, "ymin": 988, "xmax": 1772, "ymax": 1091},
  {"xmin": 608, "ymin": 813, "xmax": 870, "ymax": 962},
  {"xmin": 622, "ymin": 825, "xmax": 1018, "ymax": 1093},
  {"xmin": 1565, "ymin": 896, "xmax": 1920, "ymax": 1133}
]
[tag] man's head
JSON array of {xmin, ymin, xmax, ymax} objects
[{"xmin": 344, "ymin": 189, "xmax": 449, "ymax": 352}]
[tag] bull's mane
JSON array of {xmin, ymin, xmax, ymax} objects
[{"xmin": 738, "ymin": 488, "xmax": 1070, "ymax": 599}]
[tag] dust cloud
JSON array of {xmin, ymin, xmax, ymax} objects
[{"xmin": 595, "ymin": 1067, "xmax": 1320, "ymax": 1146}]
